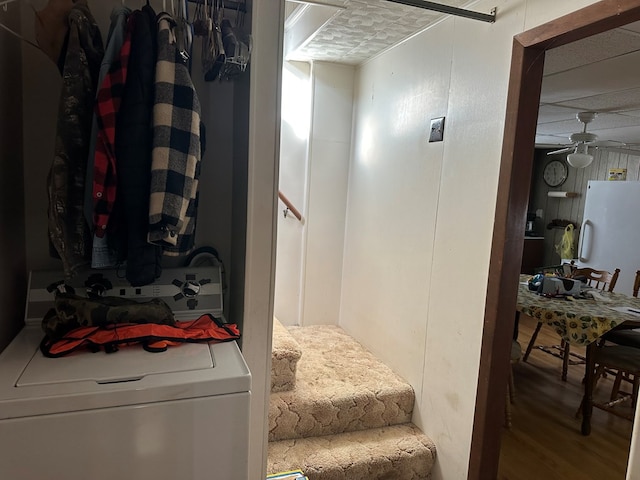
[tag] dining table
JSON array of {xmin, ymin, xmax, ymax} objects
[{"xmin": 516, "ymin": 274, "xmax": 640, "ymax": 435}]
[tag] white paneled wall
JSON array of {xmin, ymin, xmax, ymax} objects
[
  {"xmin": 275, "ymin": 61, "xmax": 354, "ymax": 327},
  {"xmin": 302, "ymin": 62, "xmax": 354, "ymax": 326},
  {"xmin": 275, "ymin": 61, "xmax": 311, "ymax": 326},
  {"xmin": 341, "ymin": 1, "xmax": 604, "ymax": 479},
  {"xmin": 530, "ymin": 148, "xmax": 640, "ymax": 266},
  {"xmin": 277, "ymin": 0, "xmax": 626, "ymax": 478}
]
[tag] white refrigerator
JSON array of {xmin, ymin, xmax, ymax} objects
[{"xmin": 577, "ymin": 180, "xmax": 640, "ymax": 296}]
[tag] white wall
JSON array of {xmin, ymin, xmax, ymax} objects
[
  {"xmin": 339, "ymin": 1, "xmax": 602, "ymax": 479},
  {"xmin": 275, "ymin": 61, "xmax": 310, "ymax": 326},
  {"xmin": 302, "ymin": 62, "xmax": 353, "ymax": 326},
  {"xmin": 274, "ymin": 60, "xmax": 353, "ymax": 327}
]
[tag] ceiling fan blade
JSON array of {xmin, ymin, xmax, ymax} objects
[
  {"xmin": 592, "ymin": 139, "xmax": 626, "ymax": 147},
  {"xmin": 546, "ymin": 146, "xmax": 574, "ymax": 155},
  {"xmin": 593, "ymin": 146, "xmax": 640, "ymax": 156}
]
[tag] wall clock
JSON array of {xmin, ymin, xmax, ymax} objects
[{"xmin": 543, "ymin": 159, "xmax": 568, "ymax": 187}]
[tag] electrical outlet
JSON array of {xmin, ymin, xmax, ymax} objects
[{"xmin": 429, "ymin": 117, "xmax": 445, "ymax": 142}]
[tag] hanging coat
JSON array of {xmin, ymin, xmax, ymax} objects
[
  {"xmin": 85, "ymin": 5, "xmax": 131, "ymax": 269},
  {"xmin": 47, "ymin": 0, "xmax": 103, "ymax": 277},
  {"xmin": 149, "ymin": 12, "xmax": 203, "ymax": 257},
  {"xmin": 114, "ymin": 5, "xmax": 163, "ymax": 286}
]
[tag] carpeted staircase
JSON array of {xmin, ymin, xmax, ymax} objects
[{"xmin": 268, "ymin": 319, "xmax": 436, "ymax": 479}]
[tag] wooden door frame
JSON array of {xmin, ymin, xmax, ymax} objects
[{"xmin": 469, "ymin": 1, "xmax": 640, "ymax": 479}]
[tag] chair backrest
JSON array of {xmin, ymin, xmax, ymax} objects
[
  {"xmin": 634, "ymin": 270, "xmax": 640, "ymax": 298},
  {"xmin": 571, "ymin": 267, "xmax": 620, "ymax": 292}
]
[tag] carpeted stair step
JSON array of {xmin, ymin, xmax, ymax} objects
[
  {"xmin": 271, "ymin": 318, "xmax": 303, "ymax": 393},
  {"xmin": 267, "ymin": 423, "xmax": 436, "ymax": 480},
  {"xmin": 269, "ymin": 325, "xmax": 415, "ymax": 441}
]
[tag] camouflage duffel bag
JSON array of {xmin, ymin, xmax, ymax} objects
[{"xmin": 43, "ymin": 293, "xmax": 175, "ymax": 340}]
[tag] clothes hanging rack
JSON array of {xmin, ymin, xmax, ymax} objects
[
  {"xmin": 0, "ymin": 0, "xmax": 19, "ymax": 12},
  {"xmin": 186, "ymin": 0, "xmax": 246, "ymax": 14},
  {"xmin": 384, "ymin": 0, "xmax": 496, "ymax": 23},
  {"xmin": 0, "ymin": 0, "xmax": 246, "ymax": 14}
]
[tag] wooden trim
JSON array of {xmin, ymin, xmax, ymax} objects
[
  {"xmin": 516, "ymin": 0, "xmax": 640, "ymax": 48},
  {"xmin": 468, "ymin": 37, "xmax": 544, "ymax": 480},
  {"xmin": 469, "ymin": 2, "xmax": 640, "ymax": 479},
  {"xmin": 278, "ymin": 190, "xmax": 304, "ymax": 223}
]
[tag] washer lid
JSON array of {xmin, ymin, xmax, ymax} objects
[
  {"xmin": 0, "ymin": 327, "xmax": 251, "ymax": 420},
  {"xmin": 17, "ymin": 342, "xmax": 214, "ymax": 387}
]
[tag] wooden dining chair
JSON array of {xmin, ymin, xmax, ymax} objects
[
  {"xmin": 571, "ymin": 267, "xmax": 620, "ymax": 291},
  {"xmin": 599, "ymin": 270, "xmax": 640, "ymax": 402},
  {"xmin": 580, "ymin": 344, "xmax": 640, "ymax": 432},
  {"xmin": 523, "ymin": 267, "xmax": 620, "ymax": 381}
]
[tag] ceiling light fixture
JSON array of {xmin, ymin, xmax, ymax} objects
[{"xmin": 566, "ymin": 143, "xmax": 593, "ymax": 168}]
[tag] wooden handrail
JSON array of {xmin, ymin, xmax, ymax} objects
[{"xmin": 278, "ymin": 191, "xmax": 304, "ymax": 223}]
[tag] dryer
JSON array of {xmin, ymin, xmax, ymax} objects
[{"xmin": 0, "ymin": 267, "xmax": 251, "ymax": 480}]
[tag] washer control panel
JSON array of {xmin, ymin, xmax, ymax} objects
[{"xmin": 25, "ymin": 267, "xmax": 223, "ymax": 326}]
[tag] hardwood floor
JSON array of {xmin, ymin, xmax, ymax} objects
[{"xmin": 498, "ymin": 315, "xmax": 634, "ymax": 480}]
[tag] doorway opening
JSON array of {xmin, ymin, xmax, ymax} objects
[{"xmin": 470, "ymin": 2, "xmax": 640, "ymax": 479}]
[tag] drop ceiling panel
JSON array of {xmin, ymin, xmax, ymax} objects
[
  {"xmin": 538, "ymin": 113, "xmax": 640, "ymax": 135},
  {"xmin": 540, "ymin": 51, "xmax": 640, "ymax": 104},
  {"xmin": 587, "ymin": 125, "xmax": 640, "ymax": 144},
  {"xmin": 551, "ymin": 88, "xmax": 640, "ymax": 114},
  {"xmin": 620, "ymin": 20, "xmax": 640, "ymax": 34},
  {"xmin": 535, "ymin": 134, "xmax": 570, "ymax": 146},
  {"xmin": 543, "ymin": 28, "xmax": 640, "ymax": 75},
  {"xmin": 617, "ymin": 108, "xmax": 640, "ymax": 118},
  {"xmin": 536, "ymin": 104, "xmax": 584, "ymax": 124}
]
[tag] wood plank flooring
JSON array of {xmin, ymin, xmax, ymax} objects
[{"xmin": 498, "ymin": 315, "xmax": 634, "ymax": 480}]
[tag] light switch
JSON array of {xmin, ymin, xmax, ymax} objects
[{"xmin": 429, "ymin": 117, "xmax": 445, "ymax": 142}]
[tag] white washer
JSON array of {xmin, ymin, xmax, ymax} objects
[{"xmin": 0, "ymin": 268, "xmax": 251, "ymax": 480}]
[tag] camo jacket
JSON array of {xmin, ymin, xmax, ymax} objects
[{"xmin": 47, "ymin": 1, "xmax": 104, "ymax": 278}]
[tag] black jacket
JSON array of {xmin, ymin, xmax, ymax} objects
[{"xmin": 114, "ymin": 5, "xmax": 162, "ymax": 286}]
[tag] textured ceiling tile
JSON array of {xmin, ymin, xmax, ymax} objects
[
  {"xmin": 537, "ymin": 113, "xmax": 640, "ymax": 136},
  {"xmin": 544, "ymin": 29, "xmax": 640, "ymax": 75},
  {"xmin": 293, "ymin": 0, "xmax": 454, "ymax": 64},
  {"xmin": 552, "ymin": 88, "xmax": 640, "ymax": 114}
]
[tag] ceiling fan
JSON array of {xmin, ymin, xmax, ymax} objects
[{"xmin": 546, "ymin": 112, "xmax": 603, "ymax": 168}]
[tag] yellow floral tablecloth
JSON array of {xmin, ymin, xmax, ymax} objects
[{"xmin": 517, "ymin": 275, "xmax": 640, "ymax": 346}]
